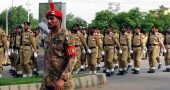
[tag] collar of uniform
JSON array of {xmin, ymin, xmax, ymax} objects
[{"xmin": 135, "ymin": 32, "xmax": 140, "ymax": 35}]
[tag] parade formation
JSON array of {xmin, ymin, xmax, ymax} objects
[{"xmin": 1, "ymin": 1, "xmax": 170, "ymax": 90}]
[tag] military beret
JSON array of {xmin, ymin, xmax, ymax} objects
[{"xmin": 46, "ymin": 2, "xmax": 62, "ymax": 19}]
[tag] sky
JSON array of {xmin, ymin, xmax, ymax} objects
[{"xmin": 1, "ymin": 0, "xmax": 170, "ymax": 23}]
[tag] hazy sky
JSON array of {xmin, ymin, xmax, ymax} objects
[{"xmin": 1, "ymin": 0, "xmax": 170, "ymax": 23}]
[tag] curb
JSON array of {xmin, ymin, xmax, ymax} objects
[{"xmin": 0, "ymin": 73, "xmax": 107, "ymax": 90}]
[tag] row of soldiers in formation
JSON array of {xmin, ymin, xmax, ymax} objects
[
  {"xmin": 1, "ymin": 23, "xmax": 170, "ymax": 78},
  {"xmin": 0, "ymin": 21, "xmax": 39, "ymax": 78},
  {"xmin": 70, "ymin": 24, "xmax": 170, "ymax": 76}
]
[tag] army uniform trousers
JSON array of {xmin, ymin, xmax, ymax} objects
[
  {"xmin": 165, "ymin": 45, "xmax": 170, "ymax": 66},
  {"xmin": 88, "ymin": 47, "xmax": 98, "ymax": 71},
  {"xmin": 119, "ymin": 45, "xmax": 129, "ymax": 69},
  {"xmin": 148, "ymin": 45, "xmax": 159, "ymax": 68},
  {"xmin": 104, "ymin": 46, "xmax": 114, "ymax": 69},
  {"xmin": 20, "ymin": 45, "xmax": 32, "ymax": 74},
  {"xmin": 132, "ymin": 46, "xmax": 142, "ymax": 68},
  {"xmin": 0, "ymin": 47, "xmax": 4, "ymax": 74}
]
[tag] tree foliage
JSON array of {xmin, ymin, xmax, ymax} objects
[
  {"xmin": 66, "ymin": 13, "xmax": 87, "ymax": 30},
  {"xmin": 0, "ymin": 6, "xmax": 38, "ymax": 33},
  {"xmin": 91, "ymin": 5, "xmax": 170, "ymax": 33}
]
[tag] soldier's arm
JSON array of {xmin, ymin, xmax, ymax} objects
[
  {"xmin": 126, "ymin": 34, "xmax": 132, "ymax": 51},
  {"xmin": 96, "ymin": 35, "xmax": 103, "ymax": 50},
  {"xmin": 1, "ymin": 32, "xmax": 8, "ymax": 51},
  {"xmin": 60, "ymin": 33, "xmax": 76, "ymax": 81},
  {"xmin": 79, "ymin": 34, "xmax": 89, "ymax": 49},
  {"xmin": 29, "ymin": 31, "xmax": 37, "ymax": 52},
  {"xmin": 113, "ymin": 35, "xmax": 121, "ymax": 48},
  {"xmin": 158, "ymin": 34, "xmax": 165, "ymax": 49},
  {"xmin": 141, "ymin": 34, "xmax": 146, "ymax": 50}
]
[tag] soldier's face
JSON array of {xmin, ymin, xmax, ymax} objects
[
  {"xmin": 135, "ymin": 28, "xmax": 140, "ymax": 33},
  {"xmin": 152, "ymin": 27, "xmax": 158, "ymax": 33},
  {"xmin": 24, "ymin": 24, "xmax": 30, "ymax": 30},
  {"xmin": 106, "ymin": 28, "xmax": 111, "ymax": 33},
  {"xmin": 47, "ymin": 15, "xmax": 60, "ymax": 29},
  {"xmin": 167, "ymin": 28, "xmax": 170, "ymax": 32}
]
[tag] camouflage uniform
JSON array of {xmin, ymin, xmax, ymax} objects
[{"xmin": 40, "ymin": 28, "xmax": 76, "ymax": 90}]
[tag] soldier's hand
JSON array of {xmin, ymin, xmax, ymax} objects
[
  {"xmin": 34, "ymin": 52, "xmax": 38, "ymax": 58},
  {"xmin": 82, "ymin": 49, "xmax": 86, "ymax": 53},
  {"xmin": 163, "ymin": 48, "xmax": 167, "ymax": 53},
  {"xmin": 101, "ymin": 50, "xmax": 105, "ymax": 55},
  {"xmin": 142, "ymin": 49, "xmax": 146, "ymax": 54},
  {"xmin": 130, "ymin": 50, "xmax": 133, "ymax": 53},
  {"xmin": 119, "ymin": 49, "xmax": 122, "ymax": 54},
  {"xmin": 87, "ymin": 49, "xmax": 91, "ymax": 53},
  {"xmin": 7, "ymin": 50, "xmax": 11, "ymax": 56},
  {"xmin": 55, "ymin": 79, "xmax": 64, "ymax": 90}
]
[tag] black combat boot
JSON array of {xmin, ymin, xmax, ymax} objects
[
  {"xmin": 163, "ymin": 68, "xmax": 170, "ymax": 72},
  {"xmin": 147, "ymin": 69, "xmax": 155, "ymax": 73},
  {"xmin": 132, "ymin": 70, "xmax": 140, "ymax": 74},
  {"xmin": 117, "ymin": 70, "xmax": 124, "ymax": 75}
]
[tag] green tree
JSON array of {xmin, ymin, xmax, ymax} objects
[
  {"xmin": 0, "ymin": 6, "xmax": 38, "ymax": 33},
  {"xmin": 66, "ymin": 13, "xmax": 87, "ymax": 30}
]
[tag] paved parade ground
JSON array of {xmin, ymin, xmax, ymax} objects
[
  {"xmin": 2, "ymin": 50, "xmax": 170, "ymax": 90},
  {"xmin": 79, "ymin": 57, "xmax": 170, "ymax": 90}
]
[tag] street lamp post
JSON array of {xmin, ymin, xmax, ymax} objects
[
  {"xmin": 26, "ymin": 0, "xmax": 31, "ymax": 22},
  {"xmin": 6, "ymin": 9, "xmax": 8, "ymax": 35}
]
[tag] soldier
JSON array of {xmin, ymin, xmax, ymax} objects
[
  {"xmin": 127, "ymin": 27, "xmax": 133, "ymax": 71},
  {"xmin": 71, "ymin": 24, "xmax": 88, "ymax": 74},
  {"xmin": 9, "ymin": 31, "xmax": 16, "ymax": 73},
  {"xmin": 79, "ymin": 28, "xmax": 88, "ymax": 71},
  {"xmin": 103, "ymin": 26, "xmax": 120, "ymax": 76},
  {"xmin": 20, "ymin": 21, "xmax": 37, "ymax": 77},
  {"xmin": 32, "ymin": 28, "xmax": 41, "ymax": 75},
  {"xmin": 147, "ymin": 25, "xmax": 166, "ymax": 73},
  {"xmin": 13, "ymin": 26, "xmax": 23, "ymax": 77},
  {"xmin": 156, "ymin": 31, "xmax": 164, "ymax": 69},
  {"xmin": 0, "ymin": 28, "xmax": 8, "ymax": 78},
  {"xmin": 40, "ymin": 2, "xmax": 77, "ymax": 90},
  {"xmin": 112, "ymin": 27, "xmax": 120, "ymax": 69},
  {"xmin": 117, "ymin": 26, "xmax": 132, "ymax": 75},
  {"xmin": 87, "ymin": 26, "xmax": 104, "ymax": 74},
  {"xmin": 96, "ymin": 28, "xmax": 104, "ymax": 71},
  {"xmin": 163, "ymin": 26, "xmax": 170, "ymax": 72},
  {"xmin": 131, "ymin": 26, "xmax": 145, "ymax": 74}
]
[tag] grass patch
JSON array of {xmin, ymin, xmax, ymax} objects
[{"xmin": 0, "ymin": 73, "xmax": 90, "ymax": 86}]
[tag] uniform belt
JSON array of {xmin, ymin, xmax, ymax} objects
[
  {"xmin": 149, "ymin": 44, "xmax": 158, "ymax": 46},
  {"xmin": 23, "ymin": 44, "xmax": 31, "ymax": 46},
  {"xmin": 132, "ymin": 45, "xmax": 141, "ymax": 47},
  {"xmin": 89, "ymin": 47, "xmax": 96, "ymax": 49},
  {"xmin": 121, "ymin": 44, "xmax": 127, "ymax": 46},
  {"xmin": 104, "ymin": 44, "xmax": 114, "ymax": 46}
]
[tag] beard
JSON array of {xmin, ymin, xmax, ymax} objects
[{"xmin": 48, "ymin": 23, "xmax": 58, "ymax": 30}]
